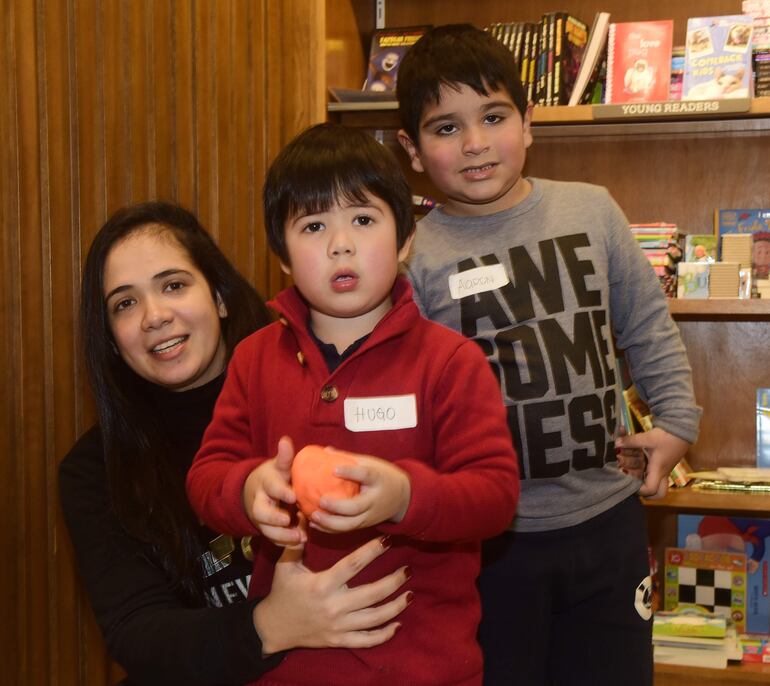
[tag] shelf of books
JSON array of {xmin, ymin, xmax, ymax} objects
[
  {"xmin": 643, "ymin": 487, "xmax": 770, "ymax": 515},
  {"xmin": 668, "ymin": 298, "xmax": 770, "ymax": 319},
  {"xmin": 327, "ymin": 97, "xmax": 770, "ymax": 137},
  {"xmin": 655, "ymin": 661, "xmax": 770, "ymax": 684}
]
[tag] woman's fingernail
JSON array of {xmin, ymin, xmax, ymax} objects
[
  {"xmin": 406, "ymin": 591, "xmax": 414, "ymax": 604},
  {"xmin": 404, "ymin": 566, "xmax": 412, "ymax": 580},
  {"xmin": 380, "ymin": 535, "xmax": 392, "ymax": 549}
]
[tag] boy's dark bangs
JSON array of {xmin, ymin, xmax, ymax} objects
[{"xmin": 284, "ymin": 152, "xmax": 379, "ymax": 219}]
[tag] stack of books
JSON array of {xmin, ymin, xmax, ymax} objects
[
  {"xmin": 486, "ymin": 12, "xmax": 588, "ymax": 106},
  {"xmin": 689, "ymin": 466, "xmax": 770, "ymax": 493},
  {"xmin": 653, "ymin": 609, "xmax": 742, "ymax": 669},
  {"xmin": 720, "ymin": 233, "xmax": 754, "ymax": 269},
  {"xmin": 629, "ymin": 223, "xmax": 682, "ymax": 297},
  {"xmin": 708, "ymin": 262, "xmax": 741, "ymax": 298}
]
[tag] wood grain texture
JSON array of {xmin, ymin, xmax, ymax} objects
[{"xmin": 0, "ymin": 1, "xmax": 321, "ymax": 682}]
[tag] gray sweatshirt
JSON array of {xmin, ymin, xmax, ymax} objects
[{"xmin": 406, "ymin": 177, "xmax": 701, "ymax": 532}]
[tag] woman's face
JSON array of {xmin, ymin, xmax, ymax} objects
[{"xmin": 103, "ymin": 226, "xmax": 228, "ymax": 391}]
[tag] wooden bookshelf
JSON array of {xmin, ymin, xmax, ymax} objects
[
  {"xmin": 327, "ymin": 96, "xmax": 770, "ymax": 136},
  {"xmin": 324, "ymin": 3, "xmax": 770, "ymax": 684},
  {"xmin": 668, "ymin": 298, "xmax": 770, "ymax": 319},
  {"xmin": 644, "ymin": 487, "xmax": 770, "ymax": 515},
  {"xmin": 655, "ymin": 661, "xmax": 770, "ymax": 685}
]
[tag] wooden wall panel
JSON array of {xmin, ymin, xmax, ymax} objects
[{"xmin": 0, "ymin": 1, "xmax": 324, "ymax": 682}]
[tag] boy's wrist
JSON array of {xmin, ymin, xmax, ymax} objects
[{"xmin": 390, "ymin": 473, "xmax": 412, "ymax": 523}]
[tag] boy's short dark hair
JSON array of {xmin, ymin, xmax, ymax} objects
[
  {"xmin": 397, "ymin": 24, "xmax": 528, "ymax": 145},
  {"xmin": 263, "ymin": 123, "xmax": 414, "ymax": 263}
]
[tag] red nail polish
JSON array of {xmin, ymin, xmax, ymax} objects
[
  {"xmin": 404, "ymin": 566, "xmax": 412, "ymax": 580},
  {"xmin": 406, "ymin": 591, "xmax": 414, "ymax": 604},
  {"xmin": 380, "ymin": 535, "xmax": 392, "ymax": 550}
]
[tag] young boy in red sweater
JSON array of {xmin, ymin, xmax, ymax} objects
[{"xmin": 186, "ymin": 123, "xmax": 520, "ymax": 686}]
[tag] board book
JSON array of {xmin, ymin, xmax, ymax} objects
[
  {"xmin": 363, "ymin": 26, "xmax": 429, "ymax": 92},
  {"xmin": 684, "ymin": 234, "xmax": 718, "ymax": 262},
  {"xmin": 664, "ymin": 547, "xmax": 747, "ymax": 632},
  {"xmin": 678, "ymin": 515, "xmax": 770, "ymax": 634},
  {"xmin": 605, "ymin": 20, "xmax": 674, "ymax": 103},
  {"xmin": 682, "ymin": 15, "xmax": 754, "ymax": 100},
  {"xmin": 714, "ymin": 209, "xmax": 770, "ymax": 277}
]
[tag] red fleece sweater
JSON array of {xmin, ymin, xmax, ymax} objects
[{"xmin": 187, "ymin": 277, "xmax": 519, "ymax": 686}]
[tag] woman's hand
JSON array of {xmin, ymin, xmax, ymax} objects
[{"xmin": 253, "ymin": 535, "xmax": 411, "ymax": 654}]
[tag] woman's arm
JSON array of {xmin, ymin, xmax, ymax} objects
[{"xmin": 59, "ymin": 429, "xmax": 410, "ymax": 686}]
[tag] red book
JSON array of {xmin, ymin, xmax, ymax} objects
[{"xmin": 605, "ymin": 20, "xmax": 674, "ymax": 103}]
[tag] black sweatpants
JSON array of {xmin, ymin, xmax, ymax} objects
[{"xmin": 477, "ymin": 495, "xmax": 653, "ymax": 686}]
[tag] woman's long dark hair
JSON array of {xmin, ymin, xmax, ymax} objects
[{"xmin": 81, "ymin": 201, "xmax": 272, "ymax": 602}]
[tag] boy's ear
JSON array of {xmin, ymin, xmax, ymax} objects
[
  {"xmin": 397, "ymin": 129, "xmax": 425, "ymax": 174},
  {"xmin": 522, "ymin": 104, "xmax": 535, "ymax": 150},
  {"xmin": 398, "ymin": 231, "xmax": 416, "ymax": 263}
]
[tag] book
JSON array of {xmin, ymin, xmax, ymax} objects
[
  {"xmin": 605, "ymin": 20, "xmax": 674, "ymax": 103},
  {"xmin": 669, "ymin": 45, "xmax": 686, "ymax": 100},
  {"xmin": 653, "ymin": 609, "xmax": 727, "ymax": 639},
  {"xmin": 550, "ymin": 12, "xmax": 588, "ymax": 105},
  {"xmin": 684, "ymin": 234, "xmax": 718, "ymax": 262},
  {"xmin": 664, "ymin": 547, "xmax": 748, "ymax": 632},
  {"xmin": 682, "ymin": 15, "xmax": 754, "ymax": 100},
  {"xmin": 679, "ymin": 514, "xmax": 770, "ymax": 633},
  {"xmin": 677, "ymin": 262, "xmax": 710, "ymax": 298},
  {"xmin": 569, "ymin": 12, "xmax": 611, "ymax": 106},
  {"xmin": 714, "ymin": 209, "xmax": 770, "ymax": 276},
  {"xmin": 758, "ymin": 388, "xmax": 770, "ymax": 468},
  {"xmin": 363, "ymin": 26, "xmax": 430, "ymax": 92}
]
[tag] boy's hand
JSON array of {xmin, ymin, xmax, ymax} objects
[
  {"xmin": 615, "ymin": 427, "xmax": 690, "ymax": 500},
  {"xmin": 309, "ymin": 453, "xmax": 411, "ymax": 533},
  {"xmin": 242, "ymin": 436, "xmax": 306, "ymax": 546}
]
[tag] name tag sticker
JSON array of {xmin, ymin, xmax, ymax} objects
[
  {"xmin": 448, "ymin": 264, "xmax": 510, "ymax": 299},
  {"xmin": 344, "ymin": 395, "xmax": 417, "ymax": 432}
]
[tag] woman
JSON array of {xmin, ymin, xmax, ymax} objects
[{"xmin": 59, "ymin": 202, "xmax": 409, "ymax": 685}]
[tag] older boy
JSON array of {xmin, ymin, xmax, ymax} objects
[
  {"xmin": 396, "ymin": 25, "xmax": 701, "ymax": 686},
  {"xmin": 187, "ymin": 123, "xmax": 519, "ymax": 685}
]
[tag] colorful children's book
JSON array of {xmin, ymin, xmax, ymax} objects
[
  {"xmin": 684, "ymin": 234, "xmax": 718, "ymax": 262},
  {"xmin": 682, "ymin": 15, "xmax": 754, "ymax": 100},
  {"xmin": 677, "ymin": 262, "xmax": 710, "ymax": 298},
  {"xmin": 714, "ymin": 209, "xmax": 770, "ymax": 277},
  {"xmin": 569, "ymin": 12, "xmax": 611, "ymax": 105},
  {"xmin": 664, "ymin": 546, "xmax": 748, "ymax": 632},
  {"xmin": 605, "ymin": 20, "xmax": 674, "ymax": 103},
  {"xmin": 363, "ymin": 26, "xmax": 430, "ymax": 93},
  {"xmin": 549, "ymin": 12, "xmax": 588, "ymax": 105},
  {"xmin": 678, "ymin": 515, "xmax": 770, "ymax": 634}
]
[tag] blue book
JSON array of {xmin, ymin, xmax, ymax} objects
[
  {"xmin": 682, "ymin": 15, "xmax": 754, "ymax": 100},
  {"xmin": 678, "ymin": 514, "xmax": 770, "ymax": 633}
]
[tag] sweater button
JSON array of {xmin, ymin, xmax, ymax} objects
[
  {"xmin": 320, "ymin": 385, "xmax": 339, "ymax": 402},
  {"xmin": 296, "ymin": 351, "xmax": 305, "ymax": 366}
]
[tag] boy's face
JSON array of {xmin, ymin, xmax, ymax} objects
[
  {"xmin": 280, "ymin": 192, "xmax": 413, "ymax": 329},
  {"xmin": 398, "ymin": 83, "xmax": 533, "ymax": 217}
]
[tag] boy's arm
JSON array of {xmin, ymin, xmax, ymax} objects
[
  {"xmin": 380, "ymin": 340, "xmax": 520, "ymax": 542},
  {"xmin": 186, "ymin": 345, "xmax": 264, "ymax": 536},
  {"xmin": 605, "ymin": 194, "xmax": 701, "ymax": 445}
]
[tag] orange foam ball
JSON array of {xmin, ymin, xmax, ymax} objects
[{"xmin": 291, "ymin": 445, "xmax": 360, "ymax": 516}]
